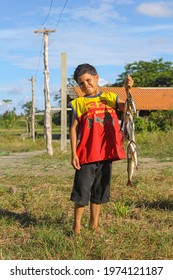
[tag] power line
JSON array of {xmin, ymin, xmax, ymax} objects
[
  {"xmin": 36, "ymin": 0, "xmax": 54, "ymax": 31},
  {"xmin": 35, "ymin": 35, "xmax": 44, "ymax": 80},
  {"xmin": 54, "ymin": 0, "xmax": 69, "ymax": 29},
  {"xmin": 33, "ymin": 0, "xmax": 69, "ymax": 79},
  {"xmin": 34, "ymin": 0, "xmax": 54, "ymax": 78}
]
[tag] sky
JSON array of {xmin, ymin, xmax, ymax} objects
[{"xmin": 0, "ymin": 0, "xmax": 173, "ymax": 114}]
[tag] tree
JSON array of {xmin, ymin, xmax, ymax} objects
[
  {"xmin": 2, "ymin": 108, "xmax": 16, "ymax": 130},
  {"xmin": 21, "ymin": 101, "xmax": 38, "ymax": 134},
  {"xmin": 114, "ymin": 58, "xmax": 173, "ymax": 87},
  {"xmin": 54, "ymin": 75, "xmax": 77, "ymax": 104},
  {"xmin": 2, "ymin": 99, "xmax": 12, "ymax": 104},
  {"xmin": 21, "ymin": 101, "xmax": 32, "ymax": 133}
]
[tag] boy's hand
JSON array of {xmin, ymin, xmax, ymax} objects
[
  {"xmin": 124, "ymin": 75, "xmax": 134, "ymax": 91},
  {"xmin": 71, "ymin": 155, "xmax": 81, "ymax": 170}
]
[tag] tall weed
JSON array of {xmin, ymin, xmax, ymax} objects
[{"xmin": 136, "ymin": 130, "xmax": 173, "ymax": 158}]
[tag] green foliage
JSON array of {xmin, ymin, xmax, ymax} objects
[
  {"xmin": 36, "ymin": 115, "xmax": 44, "ymax": 126},
  {"xmin": 53, "ymin": 90, "xmax": 60, "ymax": 103},
  {"xmin": 134, "ymin": 110, "xmax": 173, "ymax": 134},
  {"xmin": 148, "ymin": 110, "xmax": 173, "ymax": 131},
  {"xmin": 115, "ymin": 58, "xmax": 173, "ymax": 87},
  {"xmin": 1, "ymin": 109, "xmax": 17, "ymax": 129},
  {"xmin": 21, "ymin": 101, "xmax": 32, "ymax": 115},
  {"xmin": 114, "ymin": 202, "xmax": 129, "ymax": 218},
  {"xmin": 2, "ymin": 99, "xmax": 12, "ymax": 104},
  {"xmin": 134, "ymin": 117, "xmax": 148, "ymax": 133},
  {"xmin": 52, "ymin": 112, "xmax": 61, "ymax": 126},
  {"xmin": 0, "ymin": 134, "xmax": 46, "ymax": 153},
  {"xmin": 67, "ymin": 75, "xmax": 78, "ymax": 87}
]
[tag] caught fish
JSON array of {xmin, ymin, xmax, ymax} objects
[
  {"xmin": 127, "ymin": 140, "xmax": 138, "ymax": 186},
  {"xmin": 122, "ymin": 86, "xmax": 138, "ymax": 186}
]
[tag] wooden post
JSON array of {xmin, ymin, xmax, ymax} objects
[
  {"xmin": 28, "ymin": 76, "xmax": 35, "ymax": 141},
  {"xmin": 35, "ymin": 28, "xmax": 55, "ymax": 156},
  {"xmin": 29, "ymin": 76, "xmax": 35, "ymax": 142},
  {"xmin": 61, "ymin": 52, "xmax": 67, "ymax": 151}
]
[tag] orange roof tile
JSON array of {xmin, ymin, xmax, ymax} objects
[{"xmin": 71, "ymin": 87, "xmax": 173, "ymax": 110}]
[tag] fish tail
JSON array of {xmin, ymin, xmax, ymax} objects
[{"xmin": 127, "ymin": 180, "xmax": 133, "ymax": 187}]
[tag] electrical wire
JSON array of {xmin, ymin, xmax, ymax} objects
[
  {"xmin": 34, "ymin": 0, "xmax": 69, "ymax": 79},
  {"xmin": 54, "ymin": 0, "xmax": 69, "ymax": 29},
  {"xmin": 34, "ymin": 0, "xmax": 54, "ymax": 78},
  {"xmin": 36, "ymin": 0, "xmax": 54, "ymax": 30},
  {"xmin": 34, "ymin": 36, "xmax": 44, "ymax": 80}
]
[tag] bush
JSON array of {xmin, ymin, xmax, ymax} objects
[
  {"xmin": 148, "ymin": 110, "xmax": 173, "ymax": 131},
  {"xmin": 135, "ymin": 111, "xmax": 173, "ymax": 133},
  {"xmin": 134, "ymin": 117, "xmax": 148, "ymax": 133}
]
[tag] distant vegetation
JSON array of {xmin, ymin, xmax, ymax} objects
[
  {"xmin": 135, "ymin": 110, "xmax": 173, "ymax": 133},
  {"xmin": 114, "ymin": 58, "xmax": 173, "ymax": 87}
]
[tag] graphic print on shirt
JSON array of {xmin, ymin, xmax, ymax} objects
[
  {"xmin": 88, "ymin": 111, "xmax": 114, "ymax": 128},
  {"xmin": 70, "ymin": 92, "xmax": 126, "ymax": 164}
]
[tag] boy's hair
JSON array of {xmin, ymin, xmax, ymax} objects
[{"xmin": 73, "ymin": 64, "xmax": 98, "ymax": 83}]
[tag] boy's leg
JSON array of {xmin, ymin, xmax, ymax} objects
[
  {"xmin": 89, "ymin": 161, "xmax": 112, "ymax": 231},
  {"xmin": 73, "ymin": 203, "xmax": 85, "ymax": 234},
  {"xmin": 90, "ymin": 203, "xmax": 101, "ymax": 230}
]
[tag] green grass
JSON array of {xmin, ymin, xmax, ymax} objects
[
  {"xmin": 136, "ymin": 129, "xmax": 173, "ymax": 159},
  {"xmin": 0, "ymin": 130, "xmax": 173, "ymax": 260},
  {"xmin": 0, "ymin": 135, "xmax": 45, "ymax": 153}
]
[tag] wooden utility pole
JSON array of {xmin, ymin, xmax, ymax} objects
[
  {"xmin": 28, "ymin": 76, "xmax": 35, "ymax": 142},
  {"xmin": 61, "ymin": 52, "xmax": 67, "ymax": 151},
  {"xmin": 34, "ymin": 28, "xmax": 55, "ymax": 156}
]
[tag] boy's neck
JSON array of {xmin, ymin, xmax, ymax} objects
[{"xmin": 85, "ymin": 87, "xmax": 100, "ymax": 97}]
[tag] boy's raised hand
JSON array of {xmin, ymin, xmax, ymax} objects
[{"xmin": 124, "ymin": 75, "xmax": 134, "ymax": 91}]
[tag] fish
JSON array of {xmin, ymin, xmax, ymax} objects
[
  {"xmin": 122, "ymin": 87, "xmax": 138, "ymax": 186},
  {"xmin": 122, "ymin": 111, "xmax": 135, "ymax": 141},
  {"xmin": 126, "ymin": 91, "xmax": 136, "ymax": 117},
  {"xmin": 127, "ymin": 140, "xmax": 138, "ymax": 186}
]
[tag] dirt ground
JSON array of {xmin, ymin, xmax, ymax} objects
[
  {"xmin": 0, "ymin": 150, "xmax": 172, "ymax": 178},
  {"xmin": 0, "ymin": 151, "xmax": 72, "ymax": 177}
]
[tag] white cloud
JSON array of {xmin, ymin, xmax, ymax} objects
[
  {"xmin": 99, "ymin": 77, "xmax": 109, "ymax": 86},
  {"xmin": 65, "ymin": 4, "xmax": 126, "ymax": 24},
  {"xmin": 1, "ymin": 18, "xmax": 173, "ymax": 74},
  {"xmin": 136, "ymin": 1, "xmax": 173, "ymax": 17},
  {"xmin": 7, "ymin": 87, "xmax": 24, "ymax": 96},
  {"xmin": 0, "ymin": 99, "xmax": 13, "ymax": 114},
  {"xmin": 131, "ymin": 23, "xmax": 173, "ymax": 33},
  {"xmin": 115, "ymin": 0, "xmax": 134, "ymax": 3},
  {"xmin": 94, "ymin": 0, "xmax": 134, "ymax": 4}
]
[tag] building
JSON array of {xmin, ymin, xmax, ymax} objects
[{"xmin": 68, "ymin": 87, "xmax": 173, "ymax": 116}]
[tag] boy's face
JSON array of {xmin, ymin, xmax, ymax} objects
[{"xmin": 77, "ymin": 73, "xmax": 99, "ymax": 96}]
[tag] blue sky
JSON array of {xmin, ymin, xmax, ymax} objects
[{"xmin": 0, "ymin": 0, "xmax": 173, "ymax": 114}]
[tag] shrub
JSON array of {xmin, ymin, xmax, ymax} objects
[
  {"xmin": 135, "ymin": 117, "xmax": 148, "ymax": 133},
  {"xmin": 148, "ymin": 110, "xmax": 173, "ymax": 131}
]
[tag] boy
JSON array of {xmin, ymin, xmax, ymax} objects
[{"xmin": 69, "ymin": 64, "xmax": 133, "ymax": 234}]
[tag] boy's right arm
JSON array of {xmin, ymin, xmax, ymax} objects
[{"xmin": 70, "ymin": 115, "xmax": 81, "ymax": 170}]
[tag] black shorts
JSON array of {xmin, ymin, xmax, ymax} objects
[{"xmin": 70, "ymin": 160, "xmax": 112, "ymax": 206}]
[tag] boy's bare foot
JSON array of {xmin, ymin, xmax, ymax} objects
[{"xmin": 66, "ymin": 230, "xmax": 80, "ymax": 238}]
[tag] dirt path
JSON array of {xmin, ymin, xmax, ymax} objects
[
  {"xmin": 0, "ymin": 150, "xmax": 46, "ymax": 160},
  {"xmin": 0, "ymin": 150, "xmax": 72, "ymax": 177},
  {"xmin": 0, "ymin": 150, "xmax": 172, "ymax": 178}
]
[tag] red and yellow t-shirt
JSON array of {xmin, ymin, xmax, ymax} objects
[{"xmin": 70, "ymin": 91, "xmax": 126, "ymax": 164}]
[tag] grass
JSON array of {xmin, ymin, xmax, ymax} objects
[
  {"xmin": 0, "ymin": 130, "xmax": 173, "ymax": 260},
  {"xmin": 136, "ymin": 129, "xmax": 173, "ymax": 159}
]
